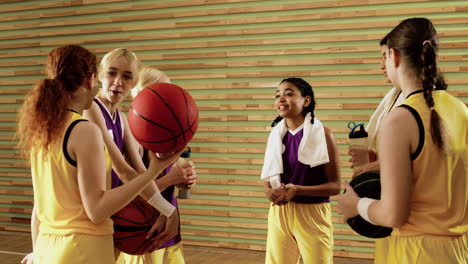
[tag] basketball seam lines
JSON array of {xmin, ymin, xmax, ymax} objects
[
  {"xmin": 147, "ymin": 86, "xmax": 186, "ymax": 145},
  {"xmin": 129, "ymin": 106, "xmax": 177, "ymax": 151},
  {"xmin": 132, "ymin": 110, "xmax": 198, "ymax": 144},
  {"xmin": 353, "ymin": 179, "xmax": 380, "ymax": 195},
  {"xmin": 133, "ymin": 123, "xmax": 197, "ymax": 143},
  {"xmin": 182, "ymin": 87, "xmax": 198, "ymax": 134},
  {"xmin": 114, "ymin": 229, "xmax": 148, "ymax": 240}
]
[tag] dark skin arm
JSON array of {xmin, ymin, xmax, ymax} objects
[{"xmin": 282, "ymin": 127, "xmax": 342, "ymax": 202}]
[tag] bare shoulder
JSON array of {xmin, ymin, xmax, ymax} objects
[
  {"xmin": 323, "ymin": 126, "xmax": 335, "ymax": 140},
  {"xmin": 322, "ymin": 126, "xmax": 338, "ymax": 150},
  {"xmin": 83, "ymin": 101, "xmax": 102, "ymax": 121},
  {"xmin": 323, "ymin": 126, "xmax": 332, "ymax": 135},
  {"xmin": 118, "ymin": 108, "xmax": 132, "ymax": 136},
  {"xmin": 85, "ymin": 100, "xmax": 100, "ymax": 113},
  {"xmin": 65, "ymin": 120, "xmax": 104, "ymax": 161},
  {"xmin": 70, "ymin": 120, "xmax": 103, "ymax": 142},
  {"xmin": 381, "ymin": 106, "xmax": 416, "ymax": 132},
  {"xmin": 83, "ymin": 101, "xmax": 109, "ymax": 130},
  {"xmin": 119, "ymin": 109, "xmax": 129, "ymax": 124},
  {"xmin": 380, "ymin": 106, "xmax": 419, "ymax": 149}
]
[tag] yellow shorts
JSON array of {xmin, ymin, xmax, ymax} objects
[
  {"xmin": 265, "ymin": 202, "xmax": 333, "ymax": 264},
  {"xmin": 375, "ymin": 233, "xmax": 468, "ymax": 264},
  {"xmin": 34, "ymin": 233, "xmax": 115, "ymax": 264},
  {"xmin": 117, "ymin": 243, "xmax": 185, "ymax": 264},
  {"xmin": 373, "ymin": 237, "xmax": 390, "ymax": 264}
]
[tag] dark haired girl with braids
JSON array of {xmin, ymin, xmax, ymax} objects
[
  {"xmin": 261, "ymin": 78, "xmax": 341, "ymax": 263},
  {"xmin": 337, "ymin": 18, "xmax": 467, "ymax": 263},
  {"xmin": 18, "ymin": 45, "xmax": 182, "ymax": 264}
]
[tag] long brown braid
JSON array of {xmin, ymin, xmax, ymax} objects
[{"xmin": 386, "ymin": 18, "xmax": 448, "ymax": 150}]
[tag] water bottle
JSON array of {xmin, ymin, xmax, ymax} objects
[
  {"xmin": 348, "ymin": 122, "xmax": 369, "ymax": 172},
  {"xmin": 177, "ymin": 147, "xmax": 191, "ymax": 199}
]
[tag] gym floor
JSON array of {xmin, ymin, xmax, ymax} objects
[{"xmin": 0, "ymin": 231, "xmax": 373, "ymax": 264}]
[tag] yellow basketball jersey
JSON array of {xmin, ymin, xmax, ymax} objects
[
  {"xmin": 31, "ymin": 112, "xmax": 113, "ymax": 236},
  {"xmin": 394, "ymin": 90, "xmax": 468, "ymax": 236}
]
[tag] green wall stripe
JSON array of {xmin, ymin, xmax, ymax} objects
[{"xmin": 0, "ymin": 0, "xmax": 467, "ymax": 259}]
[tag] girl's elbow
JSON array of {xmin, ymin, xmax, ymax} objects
[
  {"xmin": 383, "ymin": 211, "xmax": 410, "ymax": 228},
  {"xmin": 89, "ymin": 216, "xmax": 107, "ymax": 225},
  {"xmin": 383, "ymin": 219, "xmax": 404, "ymax": 228},
  {"xmin": 330, "ymin": 182, "xmax": 341, "ymax": 195},
  {"xmin": 87, "ymin": 215, "xmax": 100, "ymax": 225},
  {"xmin": 387, "ymin": 215, "xmax": 408, "ymax": 228},
  {"xmin": 87, "ymin": 211, "xmax": 107, "ymax": 225},
  {"xmin": 331, "ymin": 189, "xmax": 341, "ymax": 196}
]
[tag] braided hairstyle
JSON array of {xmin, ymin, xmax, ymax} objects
[
  {"xmin": 386, "ymin": 18, "xmax": 448, "ymax": 150},
  {"xmin": 271, "ymin": 77, "xmax": 316, "ymax": 127}
]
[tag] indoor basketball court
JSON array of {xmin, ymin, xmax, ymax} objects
[{"xmin": 0, "ymin": 0, "xmax": 466, "ymax": 264}]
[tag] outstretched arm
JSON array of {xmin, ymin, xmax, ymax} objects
[
  {"xmin": 83, "ymin": 103, "xmax": 162, "ymax": 201},
  {"xmin": 121, "ymin": 113, "xmax": 146, "ymax": 174},
  {"xmin": 72, "ymin": 121, "xmax": 180, "ymax": 223}
]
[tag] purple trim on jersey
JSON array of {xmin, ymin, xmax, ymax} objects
[
  {"xmin": 94, "ymin": 98, "xmax": 124, "ymax": 188},
  {"xmin": 158, "ymin": 164, "xmax": 181, "ymax": 248},
  {"xmin": 281, "ymin": 129, "xmax": 330, "ymax": 204}
]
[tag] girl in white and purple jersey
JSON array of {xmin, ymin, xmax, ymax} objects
[
  {"xmin": 83, "ymin": 48, "xmax": 184, "ymax": 260},
  {"xmin": 262, "ymin": 77, "xmax": 341, "ymax": 264}
]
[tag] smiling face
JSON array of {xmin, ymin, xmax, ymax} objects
[
  {"xmin": 100, "ymin": 55, "xmax": 134, "ymax": 105},
  {"xmin": 275, "ymin": 81, "xmax": 310, "ymax": 120}
]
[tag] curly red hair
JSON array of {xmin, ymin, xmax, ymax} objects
[{"xmin": 17, "ymin": 45, "xmax": 96, "ymax": 156}]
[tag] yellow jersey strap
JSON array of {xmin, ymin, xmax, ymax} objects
[{"xmin": 63, "ymin": 119, "xmax": 88, "ymax": 167}]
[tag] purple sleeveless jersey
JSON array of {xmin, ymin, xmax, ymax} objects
[
  {"xmin": 95, "ymin": 98, "xmax": 181, "ymax": 248},
  {"xmin": 281, "ymin": 129, "xmax": 330, "ymax": 204},
  {"xmin": 160, "ymin": 165, "xmax": 181, "ymax": 248},
  {"xmin": 94, "ymin": 98, "xmax": 124, "ymax": 188},
  {"xmin": 143, "ymin": 152, "xmax": 181, "ymax": 248}
]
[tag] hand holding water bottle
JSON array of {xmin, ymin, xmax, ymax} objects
[
  {"xmin": 176, "ymin": 147, "xmax": 196, "ymax": 199},
  {"xmin": 348, "ymin": 122, "xmax": 369, "ymax": 172}
]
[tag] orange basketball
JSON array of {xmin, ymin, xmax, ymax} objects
[
  {"xmin": 128, "ymin": 83, "xmax": 199, "ymax": 153},
  {"xmin": 112, "ymin": 197, "xmax": 160, "ymax": 255}
]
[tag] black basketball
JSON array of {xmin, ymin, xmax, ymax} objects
[{"xmin": 346, "ymin": 170, "xmax": 393, "ymax": 238}]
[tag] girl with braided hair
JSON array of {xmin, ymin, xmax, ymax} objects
[
  {"xmin": 262, "ymin": 77, "xmax": 341, "ymax": 264},
  {"xmin": 337, "ymin": 18, "xmax": 467, "ymax": 263}
]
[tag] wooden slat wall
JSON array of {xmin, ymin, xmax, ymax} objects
[{"xmin": 1, "ymin": 0, "xmax": 467, "ymax": 259}]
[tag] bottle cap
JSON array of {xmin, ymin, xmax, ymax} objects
[
  {"xmin": 348, "ymin": 122, "xmax": 368, "ymax": 139},
  {"xmin": 180, "ymin": 147, "xmax": 191, "ymax": 158}
]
